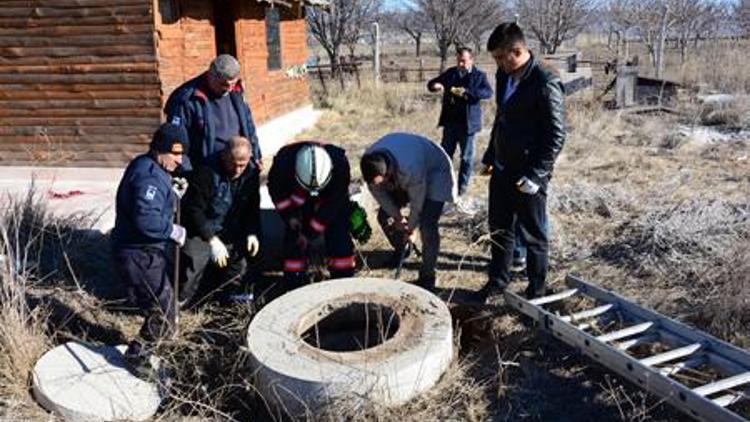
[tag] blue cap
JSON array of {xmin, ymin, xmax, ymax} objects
[{"xmin": 151, "ymin": 123, "xmax": 192, "ymax": 171}]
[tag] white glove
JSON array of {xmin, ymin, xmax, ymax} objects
[
  {"xmin": 516, "ymin": 177, "xmax": 540, "ymax": 195},
  {"xmin": 172, "ymin": 177, "xmax": 188, "ymax": 199},
  {"xmin": 431, "ymin": 82, "xmax": 444, "ymax": 93},
  {"xmin": 209, "ymin": 236, "xmax": 229, "ymax": 268},
  {"xmin": 247, "ymin": 234, "xmax": 259, "ymax": 257},
  {"xmin": 170, "ymin": 224, "xmax": 186, "ymax": 247}
]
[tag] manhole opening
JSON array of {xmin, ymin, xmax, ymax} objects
[{"xmin": 302, "ymin": 302, "xmax": 400, "ymax": 352}]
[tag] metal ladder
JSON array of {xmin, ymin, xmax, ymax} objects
[{"xmin": 504, "ymin": 274, "xmax": 750, "ymax": 421}]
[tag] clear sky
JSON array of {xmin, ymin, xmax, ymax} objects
[{"xmin": 384, "ymin": 0, "xmax": 408, "ymax": 11}]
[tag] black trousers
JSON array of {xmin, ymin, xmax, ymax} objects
[
  {"xmin": 113, "ymin": 246, "xmax": 175, "ymax": 341},
  {"xmin": 487, "ymin": 171, "xmax": 549, "ymax": 298},
  {"xmin": 282, "ymin": 212, "xmax": 355, "ymax": 283},
  {"xmin": 180, "ymin": 237, "xmax": 248, "ymax": 305}
]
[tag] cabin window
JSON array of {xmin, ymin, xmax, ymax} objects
[
  {"xmin": 266, "ymin": 7, "xmax": 282, "ymax": 70},
  {"xmin": 159, "ymin": 0, "xmax": 179, "ymax": 24}
]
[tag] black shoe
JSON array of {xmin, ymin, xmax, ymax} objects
[
  {"xmin": 123, "ymin": 341, "xmax": 153, "ymax": 380},
  {"xmin": 415, "ymin": 275, "xmax": 436, "ymax": 291},
  {"xmin": 387, "ymin": 248, "xmax": 410, "ymax": 267},
  {"xmin": 511, "ymin": 257, "xmax": 527, "ymax": 273}
]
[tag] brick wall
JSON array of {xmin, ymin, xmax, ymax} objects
[{"xmin": 155, "ymin": 0, "xmax": 310, "ymax": 124}]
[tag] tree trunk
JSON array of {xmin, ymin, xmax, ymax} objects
[
  {"xmin": 415, "ymin": 35, "xmax": 422, "ymax": 57},
  {"xmin": 655, "ymin": 5, "xmax": 669, "ymax": 79},
  {"xmin": 438, "ymin": 41, "xmax": 450, "ymax": 72}
]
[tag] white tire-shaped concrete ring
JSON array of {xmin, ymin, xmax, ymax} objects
[{"xmin": 247, "ymin": 277, "xmax": 453, "ymax": 414}]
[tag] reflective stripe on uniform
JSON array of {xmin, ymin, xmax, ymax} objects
[
  {"xmin": 284, "ymin": 259, "xmax": 306, "ymax": 272},
  {"xmin": 327, "ymin": 256, "xmax": 355, "ymax": 270},
  {"xmin": 275, "ymin": 198, "xmax": 293, "ymax": 211},
  {"xmin": 310, "ymin": 218, "xmax": 326, "ymax": 233}
]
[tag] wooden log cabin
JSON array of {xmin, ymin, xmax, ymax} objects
[{"xmin": 0, "ymin": 0, "xmax": 316, "ymax": 166}]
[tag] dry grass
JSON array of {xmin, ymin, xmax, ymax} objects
[{"xmin": 3, "ymin": 42, "xmax": 750, "ymax": 420}]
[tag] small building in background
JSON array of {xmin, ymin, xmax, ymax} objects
[{"xmin": 0, "ymin": 0, "xmax": 319, "ymax": 166}]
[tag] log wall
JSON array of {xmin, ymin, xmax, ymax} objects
[{"xmin": 0, "ymin": 0, "xmax": 161, "ymax": 166}]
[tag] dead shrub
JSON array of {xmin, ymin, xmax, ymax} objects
[{"xmin": 594, "ymin": 199, "xmax": 749, "ymax": 286}]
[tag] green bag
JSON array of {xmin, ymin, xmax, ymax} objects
[{"xmin": 349, "ymin": 201, "xmax": 372, "ymax": 244}]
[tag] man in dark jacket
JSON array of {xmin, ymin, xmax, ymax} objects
[
  {"xmin": 268, "ymin": 141, "xmax": 353, "ymax": 287},
  {"xmin": 180, "ymin": 136, "xmax": 261, "ymax": 306},
  {"xmin": 164, "ymin": 54, "xmax": 262, "ymax": 167},
  {"xmin": 428, "ymin": 47, "xmax": 493, "ymax": 196},
  {"xmin": 111, "ymin": 123, "xmax": 191, "ymax": 369},
  {"xmin": 479, "ymin": 22, "xmax": 566, "ymax": 300}
]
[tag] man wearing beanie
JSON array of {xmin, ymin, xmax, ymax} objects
[{"xmin": 111, "ymin": 122, "xmax": 191, "ymax": 376}]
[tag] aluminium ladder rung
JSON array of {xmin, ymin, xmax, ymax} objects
[
  {"xmin": 640, "ymin": 343, "xmax": 703, "ymax": 367},
  {"xmin": 597, "ymin": 321, "xmax": 655, "ymax": 343},
  {"xmin": 693, "ymin": 372, "xmax": 750, "ymax": 397},
  {"xmin": 560, "ymin": 303, "xmax": 615, "ymax": 322},
  {"xmin": 714, "ymin": 393, "xmax": 745, "ymax": 408},
  {"xmin": 529, "ymin": 288, "xmax": 578, "ymax": 306},
  {"xmin": 659, "ymin": 354, "xmax": 707, "ymax": 376},
  {"xmin": 616, "ymin": 332, "xmax": 660, "ymax": 351}
]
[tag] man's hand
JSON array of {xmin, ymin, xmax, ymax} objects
[
  {"xmin": 296, "ymin": 234, "xmax": 309, "ymax": 250},
  {"xmin": 430, "ymin": 82, "xmax": 444, "ymax": 93},
  {"xmin": 247, "ymin": 234, "xmax": 259, "ymax": 257},
  {"xmin": 209, "ymin": 236, "xmax": 229, "ymax": 268},
  {"xmin": 480, "ymin": 164, "xmax": 493, "ymax": 176},
  {"xmin": 172, "ymin": 177, "xmax": 188, "ymax": 199},
  {"xmin": 170, "ymin": 224, "xmax": 186, "ymax": 247},
  {"xmin": 450, "ymin": 86, "xmax": 466, "ymax": 97},
  {"xmin": 406, "ymin": 229, "xmax": 418, "ymax": 244},
  {"xmin": 288, "ymin": 218, "xmax": 302, "ymax": 231},
  {"xmin": 516, "ymin": 177, "xmax": 540, "ymax": 195}
]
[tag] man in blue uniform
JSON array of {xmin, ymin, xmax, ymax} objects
[
  {"xmin": 267, "ymin": 142, "xmax": 354, "ymax": 287},
  {"xmin": 164, "ymin": 54, "xmax": 261, "ymax": 168},
  {"xmin": 111, "ymin": 123, "xmax": 191, "ymax": 370},
  {"xmin": 427, "ymin": 47, "xmax": 493, "ymax": 196}
]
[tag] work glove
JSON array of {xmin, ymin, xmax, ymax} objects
[
  {"xmin": 209, "ymin": 236, "xmax": 229, "ymax": 268},
  {"xmin": 430, "ymin": 82, "xmax": 444, "ymax": 93},
  {"xmin": 172, "ymin": 177, "xmax": 188, "ymax": 199},
  {"xmin": 406, "ymin": 229, "xmax": 418, "ymax": 244},
  {"xmin": 247, "ymin": 234, "xmax": 259, "ymax": 257},
  {"xmin": 450, "ymin": 86, "xmax": 466, "ymax": 97},
  {"xmin": 169, "ymin": 224, "xmax": 186, "ymax": 247},
  {"xmin": 309, "ymin": 234, "xmax": 326, "ymax": 254},
  {"xmin": 516, "ymin": 176, "xmax": 540, "ymax": 195}
]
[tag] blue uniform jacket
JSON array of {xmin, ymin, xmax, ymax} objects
[
  {"xmin": 164, "ymin": 73, "xmax": 261, "ymax": 166},
  {"xmin": 427, "ymin": 66, "xmax": 493, "ymax": 134},
  {"xmin": 111, "ymin": 154, "xmax": 175, "ymax": 249}
]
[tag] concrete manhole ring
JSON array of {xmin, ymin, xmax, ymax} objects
[{"xmin": 247, "ymin": 277, "xmax": 453, "ymax": 413}]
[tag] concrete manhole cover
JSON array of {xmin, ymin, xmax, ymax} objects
[
  {"xmin": 247, "ymin": 277, "xmax": 453, "ymax": 415},
  {"xmin": 32, "ymin": 341, "xmax": 162, "ymax": 421}
]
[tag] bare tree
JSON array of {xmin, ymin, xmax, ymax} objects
[
  {"xmin": 382, "ymin": 9, "xmax": 430, "ymax": 56},
  {"xmin": 412, "ymin": 0, "xmax": 505, "ymax": 70},
  {"xmin": 606, "ymin": 0, "xmax": 641, "ymax": 57},
  {"xmin": 306, "ymin": 0, "xmax": 382, "ymax": 76},
  {"xmin": 735, "ymin": 0, "xmax": 750, "ymax": 37},
  {"xmin": 514, "ymin": 0, "xmax": 595, "ymax": 54},
  {"xmin": 671, "ymin": 0, "xmax": 723, "ymax": 63}
]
